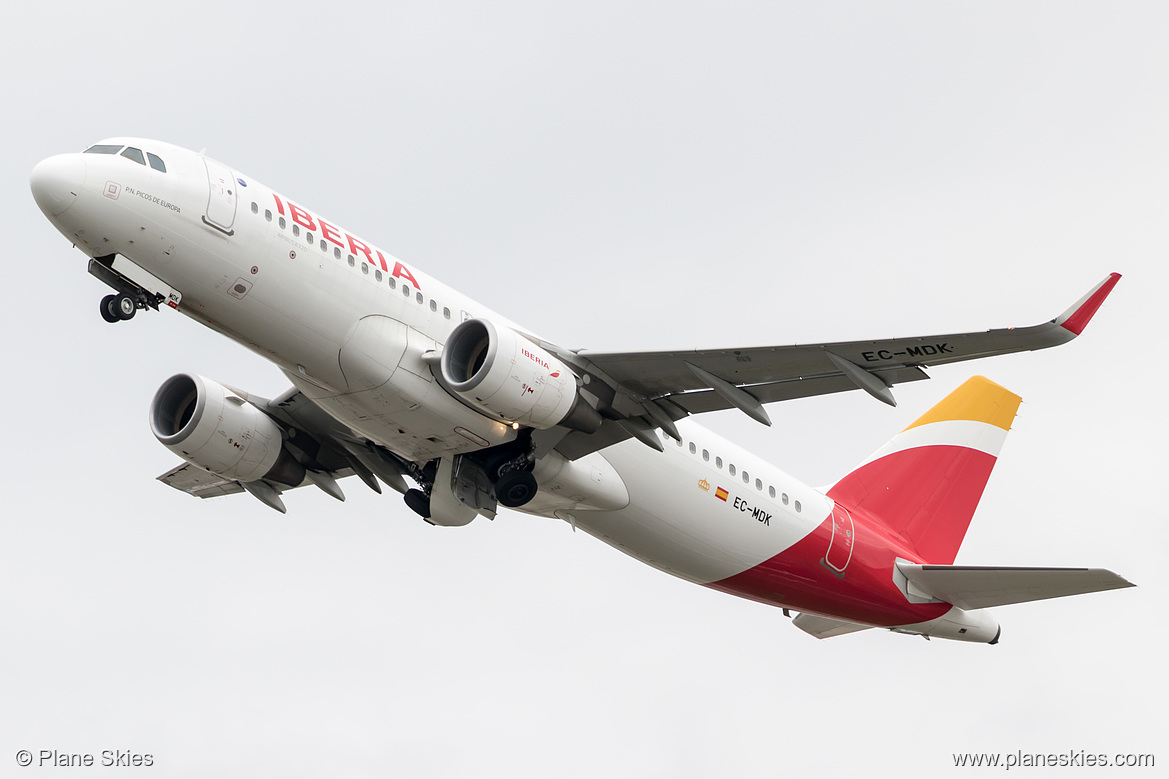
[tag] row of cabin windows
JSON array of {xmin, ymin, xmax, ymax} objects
[
  {"xmin": 682, "ymin": 436, "xmax": 802, "ymax": 512},
  {"xmin": 84, "ymin": 143, "xmax": 167, "ymax": 173},
  {"xmin": 253, "ymin": 202, "xmax": 453, "ymax": 320}
]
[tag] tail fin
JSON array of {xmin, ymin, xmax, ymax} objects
[{"xmin": 827, "ymin": 376, "xmax": 1022, "ymax": 564}]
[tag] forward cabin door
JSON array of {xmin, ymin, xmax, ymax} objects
[{"xmin": 202, "ymin": 158, "xmax": 238, "ymax": 235}]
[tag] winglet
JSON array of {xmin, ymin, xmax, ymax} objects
[{"xmin": 1055, "ymin": 272, "xmax": 1121, "ymax": 335}]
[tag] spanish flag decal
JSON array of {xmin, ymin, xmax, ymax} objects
[{"xmin": 715, "ymin": 487, "xmax": 729, "ymax": 502}]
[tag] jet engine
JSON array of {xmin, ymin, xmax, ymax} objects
[
  {"xmin": 149, "ymin": 373, "xmax": 305, "ymax": 486},
  {"xmin": 439, "ymin": 319, "xmax": 601, "ymax": 432}
]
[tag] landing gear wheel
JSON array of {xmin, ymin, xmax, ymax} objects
[
  {"xmin": 403, "ymin": 489, "xmax": 432, "ymax": 518},
  {"xmin": 495, "ymin": 470, "xmax": 538, "ymax": 508},
  {"xmin": 114, "ymin": 293, "xmax": 137, "ymax": 320},
  {"xmin": 100, "ymin": 295, "xmax": 120, "ymax": 323}
]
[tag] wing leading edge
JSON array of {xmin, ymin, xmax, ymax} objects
[{"xmin": 553, "ymin": 273, "xmax": 1121, "ymax": 460}]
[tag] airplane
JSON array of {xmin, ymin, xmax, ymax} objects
[{"xmin": 30, "ymin": 138, "xmax": 1132, "ymax": 643}]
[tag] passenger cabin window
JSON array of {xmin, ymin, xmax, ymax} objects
[
  {"xmin": 795, "ymin": 500, "xmax": 802, "ymax": 513},
  {"xmin": 334, "ymin": 247, "xmax": 341, "ymax": 259},
  {"xmin": 347, "ymin": 255, "xmax": 355, "ymax": 267},
  {"xmin": 375, "ymin": 269, "xmax": 383, "ymax": 281},
  {"xmin": 388, "ymin": 277, "xmax": 396, "ymax": 289},
  {"xmin": 279, "ymin": 217, "xmax": 287, "ymax": 229},
  {"xmin": 361, "ymin": 263, "xmax": 369, "ymax": 275},
  {"xmin": 742, "ymin": 471, "xmax": 750, "ymax": 484},
  {"xmin": 755, "ymin": 478, "xmax": 762, "ymax": 491},
  {"xmin": 147, "ymin": 152, "xmax": 166, "ymax": 173},
  {"xmin": 768, "ymin": 486, "xmax": 776, "ymax": 498},
  {"xmin": 292, "ymin": 224, "xmax": 300, "ymax": 237},
  {"xmin": 702, "ymin": 449, "xmax": 709, "ymax": 462},
  {"xmin": 121, "ymin": 147, "xmax": 146, "ymax": 166},
  {"xmin": 716, "ymin": 457, "xmax": 723, "ymax": 469},
  {"xmin": 265, "ymin": 209, "xmax": 273, "ymax": 222},
  {"xmin": 729, "ymin": 464, "xmax": 736, "ymax": 476},
  {"xmin": 416, "ymin": 292, "xmax": 424, "ymax": 304},
  {"xmin": 781, "ymin": 493, "xmax": 789, "ymax": 505},
  {"xmin": 443, "ymin": 307, "xmax": 451, "ymax": 319},
  {"xmin": 251, "ymin": 202, "xmax": 258, "ymax": 214},
  {"xmin": 84, "ymin": 144, "xmax": 123, "ymax": 155},
  {"xmin": 430, "ymin": 300, "xmax": 437, "ymax": 312},
  {"xmin": 688, "ymin": 442, "xmax": 696, "ymax": 454}
]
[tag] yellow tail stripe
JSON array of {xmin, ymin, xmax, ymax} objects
[{"xmin": 904, "ymin": 376, "xmax": 1021, "ymax": 433}]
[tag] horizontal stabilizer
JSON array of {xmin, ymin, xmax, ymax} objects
[
  {"xmin": 792, "ymin": 612, "xmax": 874, "ymax": 639},
  {"xmin": 896, "ymin": 562, "xmax": 1135, "ymax": 610}
]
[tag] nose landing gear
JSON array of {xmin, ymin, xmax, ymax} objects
[
  {"xmin": 100, "ymin": 292, "xmax": 139, "ymax": 322},
  {"xmin": 89, "ymin": 254, "xmax": 172, "ymax": 324}
]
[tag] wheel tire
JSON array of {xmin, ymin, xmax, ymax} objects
[
  {"xmin": 100, "ymin": 295, "xmax": 120, "ymax": 323},
  {"xmin": 403, "ymin": 489, "xmax": 431, "ymax": 518},
  {"xmin": 495, "ymin": 470, "xmax": 538, "ymax": 508},
  {"xmin": 115, "ymin": 293, "xmax": 137, "ymax": 320}
]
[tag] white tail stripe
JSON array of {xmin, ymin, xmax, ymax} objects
[{"xmin": 853, "ymin": 420, "xmax": 1009, "ymax": 471}]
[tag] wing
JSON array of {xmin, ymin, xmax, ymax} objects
[
  {"xmin": 552, "ymin": 273, "xmax": 1120, "ymax": 459},
  {"xmin": 156, "ymin": 386, "xmax": 411, "ymax": 512},
  {"xmin": 158, "ymin": 462, "xmax": 246, "ymax": 498}
]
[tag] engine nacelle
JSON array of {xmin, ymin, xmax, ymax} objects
[
  {"xmin": 439, "ymin": 319, "xmax": 601, "ymax": 432},
  {"xmin": 149, "ymin": 373, "xmax": 305, "ymax": 486}
]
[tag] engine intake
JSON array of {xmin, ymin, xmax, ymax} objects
[
  {"xmin": 439, "ymin": 319, "xmax": 601, "ymax": 432},
  {"xmin": 149, "ymin": 373, "xmax": 305, "ymax": 486}
]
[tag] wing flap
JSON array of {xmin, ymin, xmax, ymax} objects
[
  {"xmin": 897, "ymin": 562, "xmax": 1135, "ymax": 610},
  {"xmin": 157, "ymin": 462, "xmax": 245, "ymax": 499}
]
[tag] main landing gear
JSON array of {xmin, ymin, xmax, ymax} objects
[{"xmin": 402, "ymin": 435, "xmax": 541, "ymax": 523}]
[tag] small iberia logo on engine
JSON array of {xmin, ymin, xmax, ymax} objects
[{"xmin": 698, "ymin": 479, "xmax": 710, "ymax": 492}]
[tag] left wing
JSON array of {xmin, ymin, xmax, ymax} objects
[
  {"xmin": 158, "ymin": 462, "xmax": 246, "ymax": 499},
  {"xmin": 156, "ymin": 385, "xmax": 411, "ymax": 512},
  {"xmin": 551, "ymin": 273, "xmax": 1120, "ymax": 459}
]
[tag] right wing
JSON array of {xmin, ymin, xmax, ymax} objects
[{"xmin": 552, "ymin": 273, "xmax": 1121, "ymax": 460}]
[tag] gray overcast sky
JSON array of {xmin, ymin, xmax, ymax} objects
[{"xmin": 3, "ymin": 2, "xmax": 1165, "ymax": 776}]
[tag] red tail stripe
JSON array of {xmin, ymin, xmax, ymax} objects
[{"xmin": 827, "ymin": 445, "xmax": 996, "ymax": 564}]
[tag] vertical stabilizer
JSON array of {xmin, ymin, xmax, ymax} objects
[{"xmin": 827, "ymin": 376, "xmax": 1022, "ymax": 564}]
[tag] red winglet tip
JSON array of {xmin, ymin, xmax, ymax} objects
[{"xmin": 1060, "ymin": 272, "xmax": 1121, "ymax": 335}]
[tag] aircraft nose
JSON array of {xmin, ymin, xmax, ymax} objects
[{"xmin": 30, "ymin": 154, "xmax": 85, "ymax": 217}]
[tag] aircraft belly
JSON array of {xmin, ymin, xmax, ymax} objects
[
  {"xmin": 294, "ymin": 315, "xmax": 518, "ymax": 462},
  {"xmin": 570, "ymin": 439, "xmax": 819, "ymax": 585}
]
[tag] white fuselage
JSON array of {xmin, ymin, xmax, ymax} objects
[{"xmin": 34, "ymin": 138, "xmax": 994, "ymax": 639}]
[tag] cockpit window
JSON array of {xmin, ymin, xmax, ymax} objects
[
  {"xmin": 121, "ymin": 147, "xmax": 146, "ymax": 166},
  {"xmin": 147, "ymin": 152, "xmax": 166, "ymax": 173},
  {"xmin": 84, "ymin": 144, "xmax": 123, "ymax": 155}
]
